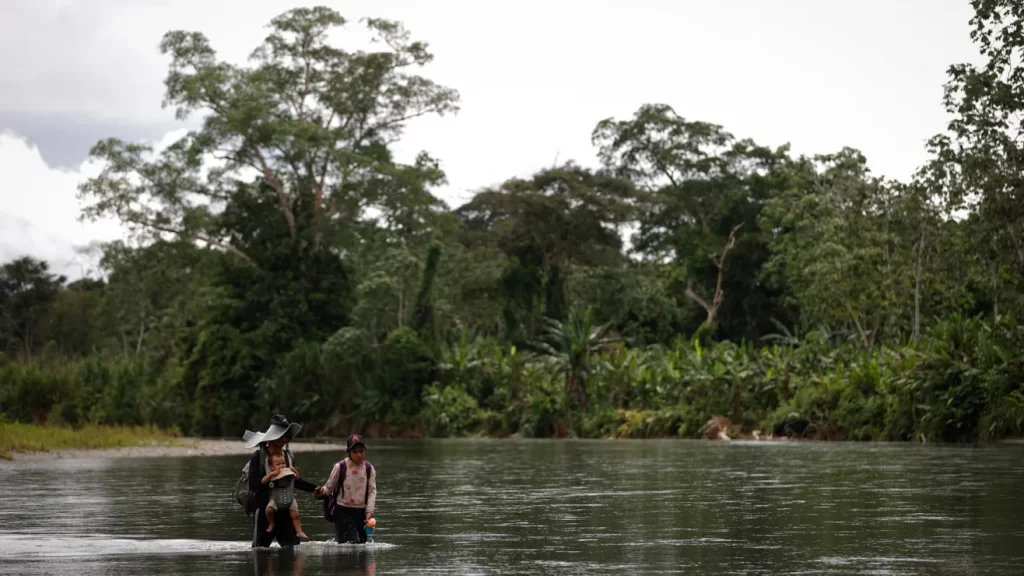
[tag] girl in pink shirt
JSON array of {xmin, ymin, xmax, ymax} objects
[{"xmin": 315, "ymin": 434, "xmax": 377, "ymax": 543}]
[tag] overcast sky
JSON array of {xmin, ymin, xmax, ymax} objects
[{"xmin": 0, "ymin": 0, "xmax": 980, "ymax": 278}]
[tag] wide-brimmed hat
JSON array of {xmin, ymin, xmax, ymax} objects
[
  {"xmin": 272, "ymin": 468, "xmax": 296, "ymax": 481},
  {"xmin": 242, "ymin": 414, "xmax": 303, "ymax": 449},
  {"xmin": 346, "ymin": 433, "xmax": 367, "ymax": 452}
]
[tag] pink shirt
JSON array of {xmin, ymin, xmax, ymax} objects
[{"xmin": 322, "ymin": 457, "xmax": 376, "ymax": 516}]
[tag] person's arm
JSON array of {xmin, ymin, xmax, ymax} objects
[
  {"xmin": 315, "ymin": 462, "xmax": 341, "ymax": 498},
  {"xmin": 295, "ymin": 476, "xmax": 317, "ymax": 492},
  {"xmin": 365, "ymin": 465, "xmax": 377, "ymax": 519}
]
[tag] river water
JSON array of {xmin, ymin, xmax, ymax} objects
[{"xmin": 0, "ymin": 439, "xmax": 1021, "ymax": 575}]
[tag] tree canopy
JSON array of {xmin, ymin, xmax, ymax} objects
[{"xmin": 2, "ymin": 3, "xmax": 1023, "ymax": 443}]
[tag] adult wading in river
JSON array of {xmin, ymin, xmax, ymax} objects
[{"xmin": 240, "ymin": 415, "xmax": 317, "ymax": 548}]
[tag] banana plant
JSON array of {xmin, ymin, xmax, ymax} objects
[{"xmin": 531, "ymin": 306, "xmax": 621, "ymax": 412}]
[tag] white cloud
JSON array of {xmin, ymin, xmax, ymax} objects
[
  {"xmin": 0, "ymin": 131, "xmax": 112, "ymax": 278},
  {"xmin": 0, "ymin": 130, "xmax": 188, "ymax": 280}
]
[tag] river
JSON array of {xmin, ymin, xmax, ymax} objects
[{"xmin": 1, "ymin": 439, "xmax": 1021, "ymax": 575}]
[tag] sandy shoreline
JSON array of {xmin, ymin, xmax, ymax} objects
[
  {"xmin": 5, "ymin": 439, "xmax": 348, "ymax": 461},
  {"xmin": 6, "ymin": 436, "xmax": 1023, "ymax": 461}
]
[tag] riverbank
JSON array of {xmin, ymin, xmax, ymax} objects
[
  {"xmin": 4, "ymin": 422, "xmax": 1021, "ymax": 462},
  {"xmin": 7, "ymin": 436, "xmax": 1023, "ymax": 461},
  {"xmin": 5, "ymin": 438, "xmax": 348, "ymax": 461},
  {"xmin": 0, "ymin": 422, "xmax": 180, "ymax": 460},
  {"xmin": 0, "ymin": 422, "xmax": 348, "ymax": 461}
]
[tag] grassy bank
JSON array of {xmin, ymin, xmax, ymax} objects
[{"xmin": 0, "ymin": 422, "xmax": 183, "ymax": 460}]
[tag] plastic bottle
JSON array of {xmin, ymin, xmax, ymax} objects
[{"xmin": 364, "ymin": 517, "xmax": 377, "ymax": 538}]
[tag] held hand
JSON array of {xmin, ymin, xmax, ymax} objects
[{"xmin": 289, "ymin": 466, "xmax": 298, "ymax": 476}]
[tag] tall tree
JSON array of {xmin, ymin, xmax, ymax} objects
[
  {"xmin": 455, "ymin": 163, "xmax": 635, "ymax": 339},
  {"xmin": 39, "ymin": 278, "xmax": 106, "ymax": 358},
  {"xmin": 924, "ymin": 0, "xmax": 1024, "ymax": 302},
  {"xmin": 0, "ymin": 257, "xmax": 66, "ymax": 357},
  {"xmin": 73, "ymin": 7, "xmax": 461, "ymax": 436},
  {"xmin": 593, "ymin": 104, "xmax": 791, "ymax": 337},
  {"xmin": 78, "ymin": 6, "xmax": 460, "ymax": 266},
  {"xmin": 761, "ymin": 149, "xmax": 902, "ymax": 346}
]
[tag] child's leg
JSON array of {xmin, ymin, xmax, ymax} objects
[
  {"xmin": 290, "ymin": 501, "xmax": 308, "ymax": 540},
  {"xmin": 265, "ymin": 500, "xmax": 278, "ymax": 533}
]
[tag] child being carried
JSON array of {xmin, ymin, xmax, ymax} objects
[{"xmin": 262, "ymin": 451, "xmax": 309, "ymax": 541}]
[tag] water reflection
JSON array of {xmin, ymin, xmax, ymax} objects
[
  {"xmin": 250, "ymin": 547, "xmax": 376, "ymax": 576},
  {"xmin": 2, "ymin": 440, "xmax": 1023, "ymax": 575}
]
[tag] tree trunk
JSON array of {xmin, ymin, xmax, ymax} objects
[
  {"xmin": 684, "ymin": 223, "xmax": 744, "ymax": 326},
  {"xmin": 135, "ymin": 315, "xmax": 147, "ymax": 356},
  {"xmin": 398, "ymin": 288, "xmax": 405, "ymax": 329},
  {"xmin": 22, "ymin": 329, "xmax": 32, "ymax": 360},
  {"xmin": 993, "ymin": 269, "xmax": 999, "ymax": 321},
  {"xmin": 912, "ymin": 231, "xmax": 924, "ymax": 342}
]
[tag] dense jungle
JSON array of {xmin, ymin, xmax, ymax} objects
[{"xmin": 3, "ymin": 2, "xmax": 1024, "ymax": 443}]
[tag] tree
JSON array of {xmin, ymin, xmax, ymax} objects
[
  {"xmin": 455, "ymin": 164, "xmax": 636, "ymax": 339},
  {"xmin": 593, "ymin": 104, "xmax": 791, "ymax": 337},
  {"xmin": 925, "ymin": 0, "xmax": 1024, "ymax": 293},
  {"xmin": 566, "ymin": 263, "xmax": 686, "ymax": 345},
  {"xmin": 0, "ymin": 257, "xmax": 66, "ymax": 357},
  {"xmin": 761, "ymin": 149, "xmax": 903, "ymax": 346},
  {"xmin": 72, "ymin": 7, "xmax": 461, "ymax": 436},
  {"xmin": 884, "ymin": 180, "xmax": 971, "ymax": 341},
  {"xmin": 38, "ymin": 278, "xmax": 106, "ymax": 358},
  {"xmin": 78, "ymin": 6, "xmax": 460, "ymax": 266},
  {"xmin": 96, "ymin": 240, "xmax": 220, "ymax": 360}
]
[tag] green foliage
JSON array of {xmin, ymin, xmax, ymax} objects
[
  {"xmin": 4, "ymin": 3, "xmax": 1024, "ymax": 444},
  {"xmin": 593, "ymin": 103, "xmax": 793, "ymax": 340},
  {"xmin": 0, "ymin": 257, "xmax": 66, "ymax": 357},
  {"xmin": 4, "ymin": 311, "xmax": 1021, "ymax": 442},
  {"xmin": 421, "ymin": 384, "xmax": 480, "ymax": 437}
]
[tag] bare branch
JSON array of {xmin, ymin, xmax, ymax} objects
[
  {"xmin": 191, "ymin": 232, "xmax": 259, "ymax": 269},
  {"xmin": 271, "ymin": 143, "xmax": 304, "ymax": 183},
  {"xmin": 125, "ymin": 216, "xmax": 259, "ymax": 269},
  {"xmin": 684, "ymin": 282, "xmax": 712, "ymax": 313},
  {"xmin": 250, "ymin": 143, "xmax": 297, "ymax": 240},
  {"xmin": 690, "ymin": 222, "xmax": 745, "ymax": 326}
]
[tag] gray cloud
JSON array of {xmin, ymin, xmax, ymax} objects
[
  {"xmin": 0, "ymin": 0, "xmax": 305, "ymax": 125},
  {"xmin": 0, "ymin": 0, "xmax": 295, "ymax": 168},
  {"xmin": 0, "ymin": 1, "xmax": 183, "ymax": 123},
  {"xmin": 0, "ymin": 111, "xmax": 178, "ymax": 169}
]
